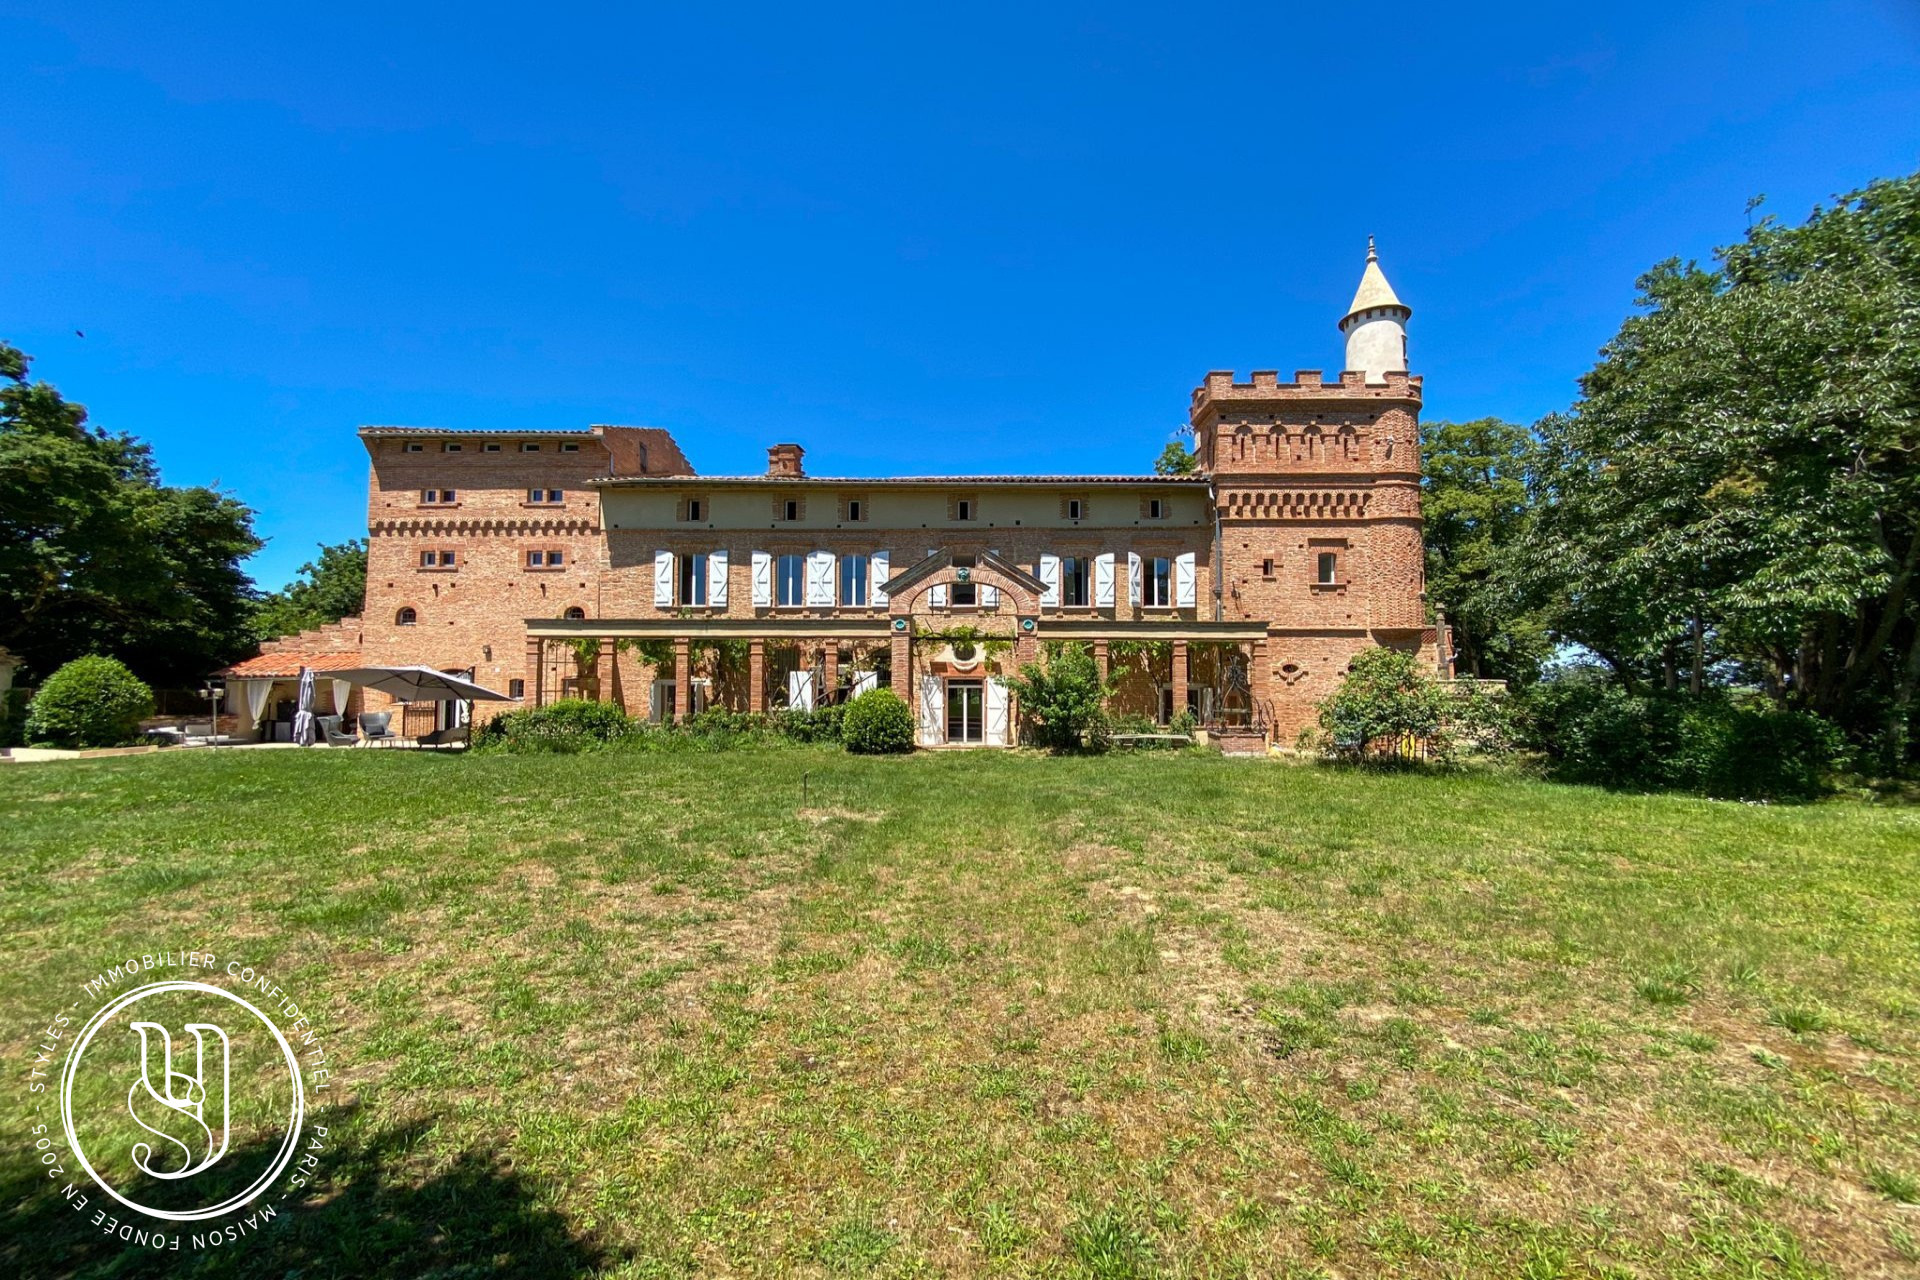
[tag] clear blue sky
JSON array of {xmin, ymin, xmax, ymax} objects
[{"xmin": 3, "ymin": 3, "xmax": 1917, "ymax": 591}]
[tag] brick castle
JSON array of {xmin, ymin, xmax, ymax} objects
[{"xmin": 225, "ymin": 243, "xmax": 1444, "ymax": 749}]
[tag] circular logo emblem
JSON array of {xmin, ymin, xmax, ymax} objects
[
  {"xmin": 892, "ymin": 617, "xmax": 908, "ymax": 632},
  {"xmin": 955, "ymin": 566, "xmax": 971, "ymax": 583},
  {"xmin": 1020, "ymin": 617, "xmax": 1036, "ymax": 632},
  {"xmin": 58, "ymin": 980, "xmax": 306, "ymax": 1223}
]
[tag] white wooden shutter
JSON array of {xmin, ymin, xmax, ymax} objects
[
  {"xmin": 982, "ymin": 584, "xmax": 999, "ymax": 608},
  {"xmin": 919, "ymin": 674, "xmax": 944, "ymax": 745},
  {"xmin": 708, "ymin": 549, "xmax": 729, "ymax": 607},
  {"xmin": 1176, "ymin": 551, "xmax": 1196, "ymax": 607},
  {"xmin": 1128, "ymin": 552, "xmax": 1143, "ymax": 607},
  {"xmin": 1039, "ymin": 554, "xmax": 1060, "ymax": 607},
  {"xmin": 751, "ymin": 551, "xmax": 772, "ymax": 607},
  {"xmin": 851, "ymin": 670, "xmax": 878, "ymax": 697},
  {"xmin": 788, "ymin": 669, "xmax": 815, "ymax": 710},
  {"xmin": 925, "ymin": 549, "xmax": 943, "ymax": 608},
  {"xmin": 985, "ymin": 677, "xmax": 1009, "ymax": 745},
  {"xmin": 872, "ymin": 550, "xmax": 890, "ymax": 605},
  {"xmin": 806, "ymin": 549, "xmax": 834, "ymax": 607},
  {"xmin": 654, "ymin": 550, "xmax": 674, "ymax": 607},
  {"xmin": 1094, "ymin": 553, "xmax": 1116, "ymax": 607}
]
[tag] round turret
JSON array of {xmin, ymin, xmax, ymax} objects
[{"xmin": 1338, "ymin": 237, "xmax": 1411, "ymax": 384}]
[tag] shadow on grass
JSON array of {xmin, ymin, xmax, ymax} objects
[{"xmin": 1, "ymin": 1107, "xmax": 617, "ymax": 1280}]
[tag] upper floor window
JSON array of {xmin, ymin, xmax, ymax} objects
[
  {"xmin": 1147, "ymin": 498, "xmax": 1166, "ymax": 519},
  {"xmin": 403, "ymin": 442, "xmax": 424, "ymax": 453},
  {"xmin": 526, "ymin": 549, "xmax": 564, "ymax": 568},
  {"xmin": 421, "ymin": 488, "xmax": 457, "ymax": 505},
  {"xmin": 1144, "ymin": 556, "xmax": 1173, "ymax": 608},
  {"xmin": 395, "ymin": 606, "xmax": 418, "ymax": 626},
  {"xmin": 955, "ymin": 499, "xmax": 975, "ymax": 521},
  {"xmin": 508, "ymin": 677, "xmax": 526, "ymax": 699},
  {"xmin": 1061, "ymin": 557, "xmax": 1090, "ymax": 608},
  {"xmin": 528, "ymin": 488, "xmax": 564, "ymax": 505},
  {"xmin": 840, "ymin": 554, "xmax": 870, "ymax": 607},
  {"xmin": 521, "ymin": 442, "xmax": 541, "ymax": 452},
  {"xmin": 560, "ymin": 442, "xmax": 580, "ymax": 452},
  {"xmin": 1261, "ymin": 557, "xmax": 1276, "ymax": 580},
  {"xmin": 483, "ymin": 443, "xmax": 502, "ymax": 453},
  {"xmin": 419, "ymin": 549, "xmax": 457, "ymax": 569},
  {"xmin": 563, "ymin": 606, "xmax": 587, "ymax": 620},
  {"xmin": 1066, "ymin": 498, "xmax": 1083, "ymax": 521},
  {"xmin": 1317, "ymin": 551, "xmax": 1340, "ymax": 585},
  {"xmin": 684, "ymin": 498, "xmax": 704, "ymax": 522},
  {"xmin": 679, "ymin": 552, "xmax": 709, "ymax": 606},
  {"xmin": 780, "ymin": 499, "xmax": 801, "ymax": 522},
  {"xmin": 777, "ymin": 553, "xmax": 805, "ymax": 607},
  {"xmin": 950, "ymin": 581, "xmax": 977, "ymax": 607},
  {"xmin": 443, "ymin": 442, "xmax": 463, "ymax": 452},
  {"xmin": 846, "ymin": 499, "xmax": 864, "ymax": 522}
]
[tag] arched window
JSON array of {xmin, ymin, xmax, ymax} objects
[
  {"xmin": 563, "ymin": 606, "xmax": 586, "ymax": 620},
  {"xmin": 395, "ymin": 606, "xmax": 417, "ymax": 626}
]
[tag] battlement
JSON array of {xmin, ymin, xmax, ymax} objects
[{"xmin": 1190, "ymin": 369, "xmax": 1422, "ymax": 413}]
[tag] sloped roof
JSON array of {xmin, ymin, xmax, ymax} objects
[
  {"xmin": 217, "ymin": 651, "xmax": 366, "ymax": 679},
  {"xmin": 1343, "ymin": 239, "xmax": 1408, "ymax": 320}
]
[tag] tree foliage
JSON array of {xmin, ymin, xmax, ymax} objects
[
  {"xmin": 1521, "ymin": 173, "xmax": 1920, "ymax": 763},
  {"xmin": 24, "ymin": 655, "xmax": 154, "ymax": 748},
  {"xmin": 841, "ymin": 687, "xmax": 915, "ymax": 754},
  {"xmin": 1003, "ymin": 645, "xmax": 1111, "ymax": 753},
  {"xmin": 253, "ymin": 540, "xmax": 367, "ymax": 640},
  {"xmin": 0, "ymin": 343, "xmax": 263, "ymax": 686},
  {"xmin": 1153, "ymin": 439, "xmax": 1197, "ymax": 476},
  {"xmin": 1419, "ymin": 417, "xmax": 1552, "ymax": 683}
]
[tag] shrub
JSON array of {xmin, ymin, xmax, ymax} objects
[
  {"xmin": 774, "ymin": 702, "xmax": 845, "ymax": 744},
  {"xmin": 1518, "ymin": 676, "xmax": 1843, "ymax": 801},
  {"xmin": 841, "ymin": 688, "xmax": 915, "ymax": 754},
  {"xmin": 1004, "ymin": 646, "xmax": 1111, "ymax": 753},
  {"xmin": 1314, "ymin": 646, "xmax": 1448, "ymax": 760},
  {"xmin": 473, "ymin": 698, "xmax": 642, "ymax": 753},
  {"xmin": 24, "ymin": 656, "xmax": 154, "ymax": 748}
]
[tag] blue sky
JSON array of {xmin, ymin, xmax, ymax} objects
[{"xmin": 3, "ymin": 3, "xmax": 1917, "ymax": 591}]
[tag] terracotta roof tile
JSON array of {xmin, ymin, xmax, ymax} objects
[{"xmin": 217, "ymin": 651, "xmax": 365, "ymax": 678}]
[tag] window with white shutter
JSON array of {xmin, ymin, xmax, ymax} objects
[
  {"xmin": 1094, "ymin": 553, "xmax": 1116, "ymax": 607},
  {"xmin": 751, "ymin": 551, "xmax": 773, "ymax": 607},
  {"xmin": 709, "ymin": 549, "xmax": 729, "ymax": 606},
  {"xmin": 653, "ymin": 550, "xmax": 674, "ymax": 607},
  {"xmin": 1039, "ymin": 554, "xmax": 1060, "ymax": 608},
  {"xmin": 871, "ymin": 550, "xmax": 890, "ymax": 605},
  {"xmin": 1175, "ymin": 552, "xmax": 1196, "ymax": 608}
]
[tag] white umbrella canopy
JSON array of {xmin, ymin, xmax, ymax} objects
[{"xmin": 325, "ymin": 666, "xmax": 513, "ymax": 702}]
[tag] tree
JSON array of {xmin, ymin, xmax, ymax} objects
[
  {"xmin": 1003, "ymin": 644, "xmax": 1112, "ymax": 752},
  {"xmin": 1154, "ymin": 437, "xmax": 1197, "ymax": 476},
  {"xmin": 253, "ymin": 540, "xmax": 367, "ymax": 640},
  {"xmin": 1523, "ymin": 173, "xmax": 1920, "ymax": 763},
  {"xmin": 1419, "ymin": 418, "xmax": 1552, "ymax": 683},
  {"xmin": 0, "ymin": 342, "xmax": 263, "ymax": 686},
  {"xmin": 24, "ymin": 656, "xmax": 154, "ymax": 748}
]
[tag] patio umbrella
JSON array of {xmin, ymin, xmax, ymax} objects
[
  {"xmin": 292, "ymin": 666, "xmax": 317, "ymax": 747},
  {"xmin": 325, "ymin": 666, "xmax": 513, "ymax": 702}
]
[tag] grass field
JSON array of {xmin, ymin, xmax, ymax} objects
[{"xmin": 3, "ymin": 747, "xmax": 1918, "ymax": 1278}]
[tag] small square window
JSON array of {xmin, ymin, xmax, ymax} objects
[
  {"xmin": 1261, "ymin": 557, "xmax": 1276, "ymax": 579},
  {"xmin": 549, "ymin": 549, "xmax": 564, "ymax": 567},
  {"xmin": 1148, "ymin": 498, "xmax": 1165, "ymax": 519},
  {"xmin": 403, "ymin": 442, "xmax": 424, "ymax": 453},
  {"xmin": 521, "ymin": 442, "xmax": 541, "ymax": 452},
  {"xmin": 783, "ymin": 500, "xmax": 800, "ymax": 522},
  {"xmin": 443, "ymin": 442, "xmax": 462, "ymax": 452},
  {"xmin": 420, "ymin": 550, "xmax": 437, "ymax": 568},
  {"xmin": 1317, "ymin": 551, "xmax": 1340, "ymax": 585},
  {"xmin": 951, "ymin": 582, "xmax": 977, "ymax": 607},
  {"xmin": 483, "ymin": 443, "xmax": 502, "ymax": 453},
  {"xmin": 560, "ymin": 442, "xmax": 580, "ymax": 452},
  {"xmin": 956, "ymin": 499, "xmax": 973, "ymax": 521},
  {"xmin": 440, "ymin": 550, "xmax": 456, "ymax": 567},
  {"xmin": 508, "ymin": 678, "xmax": 525, "ymax": 699}
]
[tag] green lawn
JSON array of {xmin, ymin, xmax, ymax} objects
[{"xmin": 3, "ymin": 748, "xmax": 1917, "ymax": 1278}]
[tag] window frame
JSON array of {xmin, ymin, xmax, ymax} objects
[
  {"xmin": 1316, "ymin": 551, "xmax": 1341, "ymax": 585},
  {"xmin": 679, "ymin": 551, "xmax": 709, "ymax": 607},
  {"xmin": 1145, "ymin": 556, "xmax": 1173, "ymax": 608},
  {"xmin": 395, "ymin": 606, "xmax": 418, "ymax": 626},
  {"xmin": 776, "ymin": 553, "xmax": 806, "ymax": 607},
  {"xmin": 839, "ymin": 553, "xmax": 870, "ymax": 607},
  {"xmin": 1061, "ymin": 556, "xmax": 1091, "ymax": 608}
]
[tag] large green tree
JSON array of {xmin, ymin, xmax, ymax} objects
[
  {"xmin": 253, "ymin": 539, "xmax": 367, "ymax": 641},
  {"xmin": 0, "ymin": 343, "xmax": 263, "ymax": 686},
  {"xmin": 1419, "ymin": 417, "xmax": 1551, "ymax": 683},
  {"xmin": 1525, "ymin": 173, "xmax": 1920, "ymax": 760}
]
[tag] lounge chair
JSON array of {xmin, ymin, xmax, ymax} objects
[
  {"xmin": 317, "ymin": 714, "xmax": 359, "ymax": 747},
  {"xmin": 359, "ymin": 711, "xmax": 397, "ymax": 746},
  {"xmin": 413, "ymin": 724, "xmax": 470, "ymax": 749}
]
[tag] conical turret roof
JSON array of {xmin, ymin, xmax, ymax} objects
[{"xmin": 1342, "ymin": 237, "xmax": 1408, "ymax": 323}]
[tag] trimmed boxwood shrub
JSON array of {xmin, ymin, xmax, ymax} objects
[
  {"xmin": 25, "ymin": 656, "xmax": 154, "ymax": 748},
  {"xmin": 841, "ymin": 688, "xmax": 914, "ymax": 754},
  {"xmin": 473, "ymin": 698, "xmax": 641, "ymax": 753}
]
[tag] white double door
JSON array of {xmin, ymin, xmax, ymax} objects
[{"xmin": 920, "ymin": 675, "xmax": 1008, "ymax": 746}]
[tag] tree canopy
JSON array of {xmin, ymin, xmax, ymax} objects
[
  {"xmin": 0, "ymin": 342, "xmax": 263, "ymax": 686},
  {"xmin": 1522, "ymin": 172, "xmax": 1920, "ymax": 761},
  {"xmin": 253, "ymin": 539, "xmax": 367, "ymax": 641}
]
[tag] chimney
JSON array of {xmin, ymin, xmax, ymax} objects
[{"xmin": 767, "ymin": 443, "xmax": 806, "ymax": 478}]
